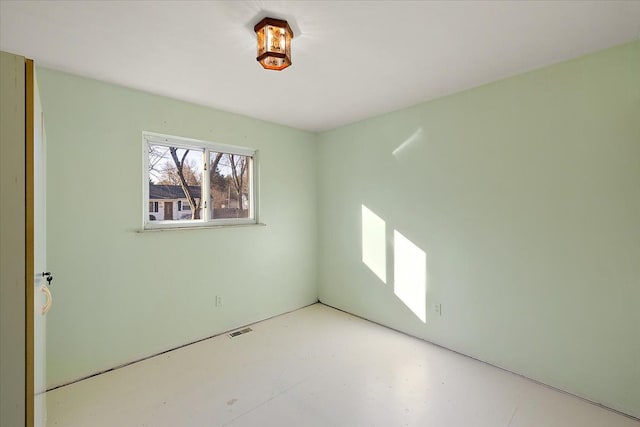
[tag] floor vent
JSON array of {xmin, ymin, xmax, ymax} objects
[{"xmin": 228, "ymin": 327, "xmax": 253, "ymax": 338}]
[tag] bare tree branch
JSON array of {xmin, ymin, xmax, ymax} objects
[
  {"xmin": 229, "ymin": 154, "xmax": 247, "ymax": 213},
  {"xmin": 169, "ymin": 147, "xmax": 200, "ymax": 219},
  {"xmin": 211, "ymin": 152, "xmax": 223, "ymax": 175}
]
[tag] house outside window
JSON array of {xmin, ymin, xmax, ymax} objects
[{"xmin": 144, "ymin": 132, "xmax": 258, "ymax": 229}]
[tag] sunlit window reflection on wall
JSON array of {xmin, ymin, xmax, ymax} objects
[
  {"xmin": 361, "ymin": 205, "xmax": 386, "ymax": 284},
  {"xmin": 394, "ymin": 230, "xmax": 427, "ymax": 322},
  {"xmin": 392, "ymin": 127, "xmax": 423, "ymax": 159}
]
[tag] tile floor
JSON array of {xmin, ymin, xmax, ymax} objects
[{"xmin": 46, "ymin": 304, "xmax": 639, "ymax": 426}]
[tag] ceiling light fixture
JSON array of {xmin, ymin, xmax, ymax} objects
[{"xmin": 254, "ymin": 17, "xmax": 293, "ymax": 71}]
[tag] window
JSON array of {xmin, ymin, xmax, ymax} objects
[{"xmin": 144, "ymin": 132, "xmax": 258, "ymax": 229}]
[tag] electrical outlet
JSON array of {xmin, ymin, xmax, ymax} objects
[
  {"xmin": 215, "ymin": 295, "xmax": 222, "ymax": 307},
  {"xmin": 434, "ymin": 303, "xmax": 442, "ymax": 316}
]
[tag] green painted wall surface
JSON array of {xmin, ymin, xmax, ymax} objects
[
  {"xmin": 38, "ymin": 69, "xmax": 318, "ymax": 388},
  {"xmin": 318, "ymin": 42, "xmax": 640, "ymax": 417},
  {"xmin": 0, "ymin": 50, "xmax": 26, "ymax": 427},
  {"xmin": 39, "ymin": 40, "xmax": 639, "ymax": 418}
]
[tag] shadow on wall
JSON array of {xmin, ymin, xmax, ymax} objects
[{"xmin": 361, "ymin": 204, "xmax": 427, "ymax": 323}]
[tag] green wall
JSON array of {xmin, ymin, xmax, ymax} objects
[
  {"xmin": 317, "ymin": 41, "xmax": 640, "ymax": 417},
  {"xmin": 1, "ymin": 50, "xmax": 26, "ymax": 427},
  {"xmin": 40, "ymin": 41, "xmax": 639, "ymax": 418},
  {"xmin": 38, "ymin": 69, "xmax": 318, "ymax": 388}
]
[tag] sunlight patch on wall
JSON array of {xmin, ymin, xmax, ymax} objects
[
  {"xmin": 361, "ymin": 205, "xmax": 386, "ymax": 284},
  {"xmin": 392, "ymin": 127, "xmax": 423, "ymax": 159},
  {"xmin": 393, "ymin": 230, "xmax": 427, "ymax": 323}
]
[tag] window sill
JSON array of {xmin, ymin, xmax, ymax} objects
[{"xmin": 137, "ymin": 222, "xmax": 267, "ymax": 233}]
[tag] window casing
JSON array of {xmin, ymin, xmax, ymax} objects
[{"xmin": 143, "ymin": 132, "xmax": 258, "ymax": 229}]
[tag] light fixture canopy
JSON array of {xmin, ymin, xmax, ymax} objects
[{"xmin": 254, "ymin": 17, "xmax": 293, "ymax": 71}]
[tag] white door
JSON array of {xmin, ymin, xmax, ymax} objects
[{"xmin": 30, "ymin": 60, "xmax": 49, "ymax": 427}]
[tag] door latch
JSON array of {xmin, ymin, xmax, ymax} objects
[{"xmin": 42, "ymin": 271, "xmax": 53, "ymax": 285}]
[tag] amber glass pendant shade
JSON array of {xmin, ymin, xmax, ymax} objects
[{"xmin": 254, "ymin": 17, "xmax": 293, "ymax": 71}]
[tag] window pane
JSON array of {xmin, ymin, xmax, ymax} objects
[
  {"xmin": 209, "ymin": 152, "xmax": 250, "ymax": 219},
  {"xmin": 148, "ymin": 144, "xmax": 203, "ymax": 221}
]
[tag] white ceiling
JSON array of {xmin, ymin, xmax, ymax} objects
[{"xmin": 1, "ymin": 1, "xmax": 639, "ymax": 132}]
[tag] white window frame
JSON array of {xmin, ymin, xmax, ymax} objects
[{"xmin": 143, "ymin": 132, "xmax": 259, "ymax": 230}]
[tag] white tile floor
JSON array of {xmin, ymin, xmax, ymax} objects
[{"xmin": 47, "ymin": 304, "xmax": 638, "ymax": 427}]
